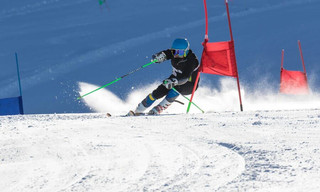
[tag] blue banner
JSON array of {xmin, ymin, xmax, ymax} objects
[{"xmin": 0, "ymin": 96, "xmax": 24, "ymax": 115}]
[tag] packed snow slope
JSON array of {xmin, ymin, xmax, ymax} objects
[
  {"xmin": 1, "ymin": 0, "xmax": 320, "ymax": 114},
  {"xmin": 1, "ymin": 109, "xmax": 320, "ymax": 191}
]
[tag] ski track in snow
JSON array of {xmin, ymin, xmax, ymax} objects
[
  {"xmin": 1, "ymin": 0, "xmax": 319, "ymax": 96},
  {"xmin": 0, "ymin": 113, "xmax": 246, "ymax": 191},
  {"xmin": 1, "ymin": 109, "xmax": 320, "ymax": 191}
]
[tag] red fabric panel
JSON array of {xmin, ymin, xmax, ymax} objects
[
  {"xmin": 200, "ymin": 41, "xmax": 237, "ymax": 77},
  {"xmin": 280, "ymin": 69, "xmax": 309, "ymax": 94}
]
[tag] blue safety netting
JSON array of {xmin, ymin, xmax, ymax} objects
[{"xmin": 0, "ymin": 96, "xmax": 24, "ymax": 115}]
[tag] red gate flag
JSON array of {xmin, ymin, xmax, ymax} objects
[
  {"xmin": 280, "ymin": 69, "xmax": 309, "ymax": 94},
  {"xmin": 279, "ymin": 40, "xmax": 309, "ymax": 94},
  {"xmin": 187, "ymin": 0, "xmax": 243, "ymax": 113},
  {"xmin": 201, "ymin": 40, "xmax": 237, "ymax": 77}
]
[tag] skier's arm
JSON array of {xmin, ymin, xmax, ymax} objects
[
  {"xmin": 152, "ymin": 49, "xmax": 174, "ymax": 63},
  {"xmin": 176, "ymin": 77, "xmax": 189, "ymax": 85},
  {"xmin": 162, "ymin": 49, "xmax": 174, "ymax": 60},
  {"xmin": 167, "ymin": 69, "xmax": 194, "ymax": 86},
  {"xmin": 164, "ymin": 73, "xmax": 190, "ymax": 88}
]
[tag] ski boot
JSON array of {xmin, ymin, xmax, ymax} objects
[
  {"xmin": 127, "ymin": 94, "xmax": 156, "ymax": 116},
  {"xmin": 148, "ymin": 98, "xmax": 171, "ymax": 115}
]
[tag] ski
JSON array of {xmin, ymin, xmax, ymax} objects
[
  {"xmin": 106, "ymin": 111, "xmax": 181, "ymax": 118},
  {"xmin": 106, "ymin": 110, "xmax": 177, "ymax": 117},
  {"xmin": 105, "ymin": 111, "xmax": 148, "ymax": 117},
  {"xmin": 126, "ymin": 110, "xmax": 148, "ymax": 116}
]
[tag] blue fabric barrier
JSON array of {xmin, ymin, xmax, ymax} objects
[{"xmin": 0, "ymin": 96, "xmax": 24, "ymax": 115}]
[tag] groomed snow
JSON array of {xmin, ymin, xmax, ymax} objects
[{"xmin": 1, "ymin": 109, "xmax": 320, "ymax": 191}]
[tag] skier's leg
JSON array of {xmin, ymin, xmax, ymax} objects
[
  {"xmin": 148, "ymin": 89, "xmax": 179, "ymax": 115},
  {"xmin": 135, "ymin": 93, "xmax": 156, "ymax": 113},
  {"xmin": 134, "ymin": 84, "xmax": 169, "ymax": 114}
]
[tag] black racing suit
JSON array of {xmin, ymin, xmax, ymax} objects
[{"xmin": 151, "ymin": 49, "xmax": 200, "ymax": 99}]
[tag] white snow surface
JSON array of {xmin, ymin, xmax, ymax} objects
[{"xmin": 1, "ymin": 109, "xmax": 320, "ymax": 191}]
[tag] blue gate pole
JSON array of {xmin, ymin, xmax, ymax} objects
[
  {"xmin": 15, "ymin": 52, "xmax": 24, "ymax": 114},
  {"xmin": 15, "ymin": 53, "xmax": 22, "ymax": 97}
]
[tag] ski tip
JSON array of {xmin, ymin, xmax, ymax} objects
[
  {"xmin": 125, "ymin": 110, "xmax": 147, "ymax": 116},
  {"xmin": 126, "ymin": 110, "xmax": 136, "ymax": 116}
]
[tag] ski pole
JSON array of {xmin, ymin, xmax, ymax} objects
[
  {"xmin": 174, "ymin": 100, "xmax": 184, "ymax": 105},
  {"xmin": 163, "ymin": 80, "xmax": 204, "ymax": 113},
  {"xmin": 172, "ymin": 87, "xmax": 204, "ymax": 113},
  {"xmin": 77, "ymin": 60, "xmax": 157, "ymax": 100}
]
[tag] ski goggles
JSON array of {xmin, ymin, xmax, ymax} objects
[{"xmin": 171, "ymin": 49, "xmax": 186, "ymax": 57}]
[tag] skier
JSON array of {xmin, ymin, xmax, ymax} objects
[{"xmin": 129, "ymin": 38, "xmax": 200, "ymax": 115}]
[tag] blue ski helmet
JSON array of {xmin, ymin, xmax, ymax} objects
[{"xmin": 171, "ymin": 38, "xmax": 190, "ymax": 57}]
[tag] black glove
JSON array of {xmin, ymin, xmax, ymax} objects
[
  {"xmin": 151, "ymin": 52, "xmax": 166, "ymax": 63},
  {"xmin": 163, "ymin": 78, "xmax": 178, "ymax": 89}
]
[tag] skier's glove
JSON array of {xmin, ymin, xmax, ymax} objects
[
  {"xmin": 163, "ymin": 78, "xmax": 178, "ymax": 89},
  {"xmin": 152, "ymin": 52, "xmax": 166, "ymax": 63}
]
